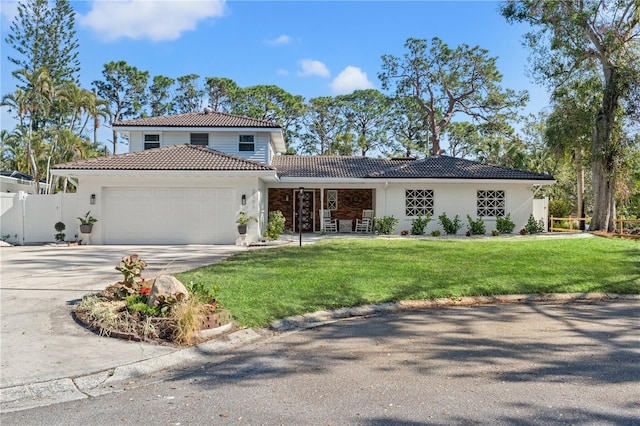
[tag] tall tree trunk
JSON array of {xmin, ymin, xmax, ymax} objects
[
  {"xmin": 112, "ymin": 128, "xmax": 118, "ymax": 155},
  {"xmin": 590, "ymin": 69, "xmax": 620, "ymax": 232},
  {"xmin": 575, "ymin": 147, "xmax": 586, "ymax": 230}
]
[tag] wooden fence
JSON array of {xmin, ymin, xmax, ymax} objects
[{"xmin": 550, "ymin": 216, "xmax": 640, "ymax": 234}]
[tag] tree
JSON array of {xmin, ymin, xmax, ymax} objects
[
  {"xmin": 338, "ymin": 89, "xmax": 390, "ymax": 157},
  {"xmin": 205, "ymin": 77, "xmax": 239, "ymax": 113},
  {"xmin": 501, "ymin": 0, "xmax": 640, "ymax": 232},
  {"xmin": 379, "ymin": 37, "xmax": 528, "ymax": 155},
  {"xmin": 173, "ymin": 74, "xmax": 204, "ymax": 114},
  {"xmin": 300, "ymin": 96, "xmax": 346, "ymax": 155},
  {"xmin": 387, "ymin": 96, "xmax": 429, "ymax": 158},
  {"xmin": 93, "ymin": 61, "xmax": 149, "ymax": 154},
  {"xmin": 5, "ymin": 0, "xmax": 80, "ymax": 89},
  {"xmin": 231, "ymin": 85, "xmax": 306, "ymax": 149},
  {"xmin": 149, "ymin": 75, "xmax": 175, "ymax": 116}
]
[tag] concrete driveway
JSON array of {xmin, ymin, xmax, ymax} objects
[{"xmin": 0, "ymin": 244, "xmax": 245, "ymax": 389}]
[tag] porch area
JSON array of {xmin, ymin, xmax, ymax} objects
[{"xmin": 267, "ymin": 188, "xmax": 375, "ymax": 233}]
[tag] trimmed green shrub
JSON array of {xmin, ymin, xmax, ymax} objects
[
  {"xmin": 374, "ymin": 216, "xmax": 399, "ymax": 235},
  {"xmin": 467, "ymin": 215, "xmax": 486, "ymax": 235},
  {"xmin": 410, "ymin": 214, "xmax": 432, "ymax": 235},
  {"xmin": 525, "ymin": 214, "xmax": 545, "ymax": 234},
  {"xmin": 438, "ymin": 213, "xmax": 462, "ymax": 235},
  {"xmin": 495, "ymin": 213, "xmax": 516, "ymax": 234},
  {"xmin": 266, "ymin": 210, "xmax": 286, "ymax": 240}
]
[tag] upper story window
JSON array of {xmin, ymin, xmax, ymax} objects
[
  {"xmin": 144, "ymin": 134, "xmax": 160, "ymax": 150},
  {"xmin": 405, "ymin": 189, "xmax": 434, "ymax": 216},
  {"xmin": 190, "ymin": 133, "xmax": 209, "ymax": 146},
  {"xmin": 238, "ymin": 134, "xmax": 255, "ymax": 152},
  {"xmin": 477, "ymin": 190, "xmax": 505, "ymax": 217}
]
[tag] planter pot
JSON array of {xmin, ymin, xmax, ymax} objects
[
  {"xmin": 237, "ymin": 224, "xmax": 247, "ymax": 235},
  {"xmin": 79, "ymin": 224, "xmax": 93, "ymax": 234}
]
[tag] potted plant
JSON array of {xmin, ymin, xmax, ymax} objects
[
  {"xmin": 236, "ymin": 211, "xmax": 257, "ymax": 235},
  {"xmin": 78, "ymin": 211, "xmax": 97, "ymax": 233},
  {"xmin": 54, "ymin": 222, "xmax": 66, "ymax": 243}
]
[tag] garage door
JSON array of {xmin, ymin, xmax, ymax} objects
[{"xmin": 103, "ymin": 188, "xmax": 236, "ymax": 244}]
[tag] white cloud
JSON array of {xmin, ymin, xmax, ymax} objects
[
  {"xmin": 330, "ymin": 66, "xmax": 374, "ymax": 94},
  {"xmin": 297, "ymin": 59, "xmax": 330, "ymax": 78},
  {"xmin": 1, "ymin": 1, "xmax": 19, "ymax": 28},
  {"xmin": 266, "ymin": 35, "xmax": 292, "ymax": 46},
  {"xmin": 78, "ymin": 0, "xmax": 227, "ymax": 42}
]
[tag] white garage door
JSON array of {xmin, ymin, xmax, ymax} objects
[{"xmin": 103, "ymin": 188, "xmax": 236, "ymax": 244}]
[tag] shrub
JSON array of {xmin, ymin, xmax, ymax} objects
[
  {"xmin": 466, "ymin": 215, "xmax": 486, "ymax": 235},
  {"xmin": 525, "ymin": 214, "xmax": 545, "ymax": 234},
  {"xmin": 438, "ymin": 213, "xmax": 462, "ymax": 235},
  {"xmin": 410, "ymin": 214, "xmax": 432, "ymax": 235},
  {"xmin": 374, "ymin": 216, "xmax": 399, "ymax": 235},
  {"xmin": 186, "ymin": 281, "xmax": 219, "ymax": 305},
  {"xmin": 495, "ymin": 213, "xmax": 516, "ymax": 234},
  {"xmin": 266, "ymin": 210, "xmax": 286, "ymax": 240},
  {"xmin": 491, "ymin": 229, "xmax": 500, "ymax": 236},
  {"xmin": 548, "ymin": 199, "xmax": 573, "ymax": 218},
  {"xmin": 54, "ymin": 221, "xmax": 66, "ymax": 242},
  {"xmin": 126, "ymin": 295, "xmax": 161, "ymax": 317},
  {"xmin": 431, "ymin": 230, "xmax": 441, "ymax": 237}
]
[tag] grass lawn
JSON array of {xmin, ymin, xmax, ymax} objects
[{"xmin": 175, "ymin": 237, "xmax": 639, "ymax": 328}]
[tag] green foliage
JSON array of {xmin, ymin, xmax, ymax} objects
[
  {"xmin": 126, "ymin": 295, "xmax": 161, "ymax": 317},
  {"xmin": 266, "ymin": 210, "xmax": 286, "ymax": 240},
  {"xmin": 431, "ymin": 230, "xmax": 441, "ymax": 237},
  {"xmin": 54, "ymin": 221, "xmax": 65, "ymax": 242},
  {"xmin": 154, "ymin": 292, "xmax": 186, "ymax": 316},
  {"xmin": 373, "ymin": 216, "xmax": 399, "ymax": 235},
  {"xmin": 492, "ymin": 229, "xmax": 500, "ymax": 236},
  {"xmin": 495, "ymin": 213, "xmax": 516, "ymax": 234},
  {"xmin": 410, "ymin": 214, "xmax": 432, "ymax": 235},
  {"xmin": 112, "ymin": 254, "xmax": 148, "ymax": 297},
  {"xmin": 525, "ymin": 214, "xmax": 545, "ymax": 234},
  {"xmin": 548, "ymin": 199, "xmax": 573, "ymax": 218},
  {"xmin": 466, "ymin": 215, "xmax": 486, "ymax": 235},
  {"xmin": 77, "ymin": 211, "xmax": 97, "ymax": 225},
  {"xmin": 438, "ymin": 213, "xmax": 462, "ymax": 235},
  {"xmin": 186, "ymin": 281, "xmax": 219, "ymax": 305},
  {"xmin": 236, "ymin": 211, "xmax": 258, "ymax": 225}
]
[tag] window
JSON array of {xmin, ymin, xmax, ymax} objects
[
  {"xmin": 405, "ymin": 189, "xmax": 434, "ymax": 216},
  {"xmin": 144, "ymin": 134, "xmax": 160, "ymax": 150},
  {"xmin": 327, "ymin": 190, "xmax": 338, "ymax": 211},
  {"xmin": 190, "ymin": 133, "xmax": 209, "ymax": 146},
  {"xmin": 477, "ymin": 190, "xmax": 505, "ymax": 217},
  {"xmin": 238, "ymin": 134, "xmax": 255, "ymax": 152}
]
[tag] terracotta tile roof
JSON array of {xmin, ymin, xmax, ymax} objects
[
  {"xmin": 272, "ymin": 156, "xmax": 412, "ymax": 178},
  {"xmin": 113, "ymin": 111, "xmax": 281, "ymax": 129},
  {"xmin": 273, "ymin": 155, "xmax": 554, "ymax": 181},
  {"xmin": 52, "ymin": 144, "xmax": 275, "ymax": 171}
]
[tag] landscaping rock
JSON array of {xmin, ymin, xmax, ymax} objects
[{"xmin": 147, "ymin": 275, "xmax": 189, "ymax": 307}]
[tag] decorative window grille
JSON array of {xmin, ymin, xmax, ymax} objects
[
  {"xmin": 144, "ymin": 134, "xmax": 160, "ymax": 150},
  {"xmin": 327, "ymin": 190, "xmax": 338, "ymax": 211},
  {"xmin": 190, "ymin": 133, "xmax": 209, "ymax": 146},
  {"xmin": 477, "ymin": 190, "xmax": 505, "ymax": 217},
  {"xmin": 405, "ymin": 189, "xmax": 434, "ymax": 216},
  {"xmin": 238, "ymin": 134, "xmax": 255, "ymax": 152}
]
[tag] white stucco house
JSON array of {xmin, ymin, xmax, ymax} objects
[{"xmin": 50, "ymin": 110, "xmax": 555, "ymax": 245}]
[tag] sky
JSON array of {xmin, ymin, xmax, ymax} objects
[{"xmin": 0, "ymin": 0, "xmax": 551, "ymax": 154}]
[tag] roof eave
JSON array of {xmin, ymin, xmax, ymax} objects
[{"xmin": 51, "ymin": 169, "xmax": 278, "ymax": 178}]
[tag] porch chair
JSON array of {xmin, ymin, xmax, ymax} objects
[
  {"xmin": 355, "ymin": 209, "xmax": 374, "ymax": 233},
  {"xmin": 322, "ymin": 210, "xmax": 338, "ymax": 233}
]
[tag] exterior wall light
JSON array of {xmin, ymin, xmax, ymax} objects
[{"xmin": 90, "ymin": 194, "xmax": 96, "ymax": 205}]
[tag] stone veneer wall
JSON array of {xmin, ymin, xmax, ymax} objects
[{"xmin": 268, "ymin": 188, "xmax": 374, "ymax": 232}]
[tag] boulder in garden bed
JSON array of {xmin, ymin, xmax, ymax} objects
[{"xmin": 147, "ymin": 275, "xmax": 189, "ymax": 307}]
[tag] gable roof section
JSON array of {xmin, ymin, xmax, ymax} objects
[
  {"xmin": 273, "ymin": 155, "xmax": 553, "ymax": 181},
  {"xmin": 112, "ymin": 111, "xmax": 281, "ymax": 129},
  {"xmin": 52, "ymin": 144, "xmax": 275, "ymax": 171}
]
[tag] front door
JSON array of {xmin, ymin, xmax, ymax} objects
[{"xmin": 294, "ymin": 190, "xmax": 314, "ymax": 232}]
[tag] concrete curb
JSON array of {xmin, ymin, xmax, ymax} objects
[{"xmin": 2, "ymin": 293, "xmax": 638, "ymax": 413}]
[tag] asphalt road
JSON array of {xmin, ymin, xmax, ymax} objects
[{"xmin": 2, "ymin": 301, "xmax": 639, "ymax": 425}]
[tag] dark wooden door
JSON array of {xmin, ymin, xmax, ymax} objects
[{"xmin": 294, "ymin": 190, "xmax": 314, "ymax": 232}]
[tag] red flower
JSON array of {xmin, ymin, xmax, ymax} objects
[{"xmin": 140, "ymin": 286, "xmax": 151, "ymax": 296}]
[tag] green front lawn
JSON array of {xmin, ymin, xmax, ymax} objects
[{"xmin": 176, "ymin": 237, "xmax": 640, "ymax": 327}]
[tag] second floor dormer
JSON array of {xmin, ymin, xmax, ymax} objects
[{"xmin": 113, "ymin": 110, "xmax": 286, "ymax": 165}]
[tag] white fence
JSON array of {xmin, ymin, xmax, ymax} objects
[{"xmin": 1, "ymin": 192, "xmax": 79, "ymax": 245}]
